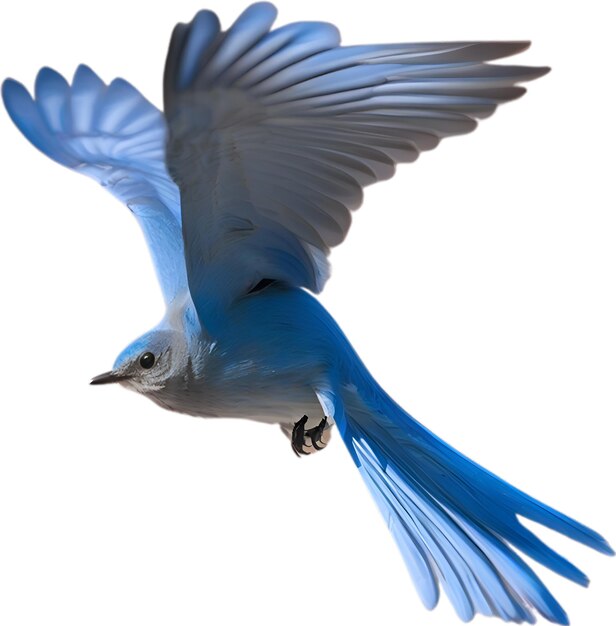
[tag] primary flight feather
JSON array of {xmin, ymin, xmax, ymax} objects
[{"xmin": 3, "ymin": 3, "xmax": 612, "ymax": 623}]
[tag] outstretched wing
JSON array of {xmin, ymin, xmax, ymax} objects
[
  {"xmin": 163, "ymin": 2, "xmax": 549, "ymax": 328},
  {"xmin": 2, "ymin": 65, "xmax": 187, "ymax": 306}
]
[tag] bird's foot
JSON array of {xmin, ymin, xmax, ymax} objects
[{"xmin": 290, "ymin": 415, "xmax": 331, "ymax": 456}]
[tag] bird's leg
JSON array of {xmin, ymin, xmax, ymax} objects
[
  {"xmin": 291, "ymin": 416, "xmax": 309, "ymax": 455},
  {"xmin": 287, "ymin": 415, "xmax": 331, "ymax": 456}
]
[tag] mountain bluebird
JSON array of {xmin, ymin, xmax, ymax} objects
[{"xmin": 3, "ymin": 3, "xmax": 612, "ymax": 623}]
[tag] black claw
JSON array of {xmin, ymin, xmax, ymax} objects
[
  {"xmin": 309, "ymin": 417, "xmax": 328, "ymax": 450},
  {"xmin": 291, "ymin": 415, "xmax": 310, "ymax": 456},
  {"xmin": 291, "ymin": 415, "xmax": 329, "ymax": 456}
]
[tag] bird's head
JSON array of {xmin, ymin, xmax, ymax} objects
[{"xmin": 90, "ymin": 328, "xmax": 189, "ymax": 394}]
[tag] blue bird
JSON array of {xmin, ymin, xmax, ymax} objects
[{"xmin": 3, "ymin": 3, "xmax": 612, "ymax": 623}]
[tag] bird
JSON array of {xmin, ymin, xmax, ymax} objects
[{"xmin": 2, "ymin": 3, "xmax": 612, "ymax": 623}]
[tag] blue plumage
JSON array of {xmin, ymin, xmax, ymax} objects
[
  {"xmin": 3, "ymin": 65, "xmax": 186, "ymax": 304},
  {"xmin": 337, "ymin": 377, "xmax": 609, "ymax": 622},
  {"xmin": 3, "ymin": 3, "xmax": 612, "ymax": 624}
]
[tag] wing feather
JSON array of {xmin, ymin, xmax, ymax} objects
[
  {"xmin": 3, "ymin": 66, "xmax": 187, "ymax": 305},
  {"xmin": 163, "ymin": 3, "xmax": 549, "ymax": 328}
]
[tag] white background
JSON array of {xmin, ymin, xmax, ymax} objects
[{"xmin": 0, "ymin": 1, "xmax": 614, "ymax": 625}]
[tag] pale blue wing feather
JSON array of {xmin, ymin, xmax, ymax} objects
[
  {"xmin": 35, "ymin": 69, "xmax": 71, "ymax": 133},
  {"xmin": 201, "ymin": 2, "xmax": 277, "ymax": 84},
  {"xmin": 176, "ymin": 10, "xmax": 221, "ymax": 90},
  {"xmin": 230, "ymin": 21, "xmax": 341, "ymax": 87},
  {"xmin": 162, "ymin": 3, "xmax": 549, "ymax": 329},
  {"xmin": 2, "ymin": 66, "xmax": 187, "ymax": 305}
]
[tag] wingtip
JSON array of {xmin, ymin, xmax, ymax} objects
[
  {"xmin": 2, "ymin": 76, "xmax": 24, "ymax": 98},
  {"xmin": 191, "ymin": 8, "xmax": 221, "ymax": 28},
  {"xmin": 35, "ymin": 65, "xmax": 64, "ymax": 83},
  {"xmin": 2, "ymin": 76, "xmax": 30, "ymax": 115},
  {"xmin": 34, "ymin": 66, "xmax": 69, "ymax": 98},
  {"xmin": 243, "ymin": 1, "xmax": 278, "ymax": 17},
  {"xmin": 531, "ymin": 66, "xmax": 551, "ymax": 80},
  {"xmin": 490, "ymin": 40, "xmax": 532, "ymax": 59},
  {"xmin": 73, "ymin": 63, "xmax": 100, "ymax": 82},
  {"xmin": 232, "ymin": 2, "xmax": 279, "ymax": 35}
]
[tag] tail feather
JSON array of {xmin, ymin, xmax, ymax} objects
[
  {"xmin": 336, "ymin": 384, "xmax": 613, "ymax": 623},
  {"xmin": 356, "ymin": 439, "xmax": 535, "ymax": 622}
]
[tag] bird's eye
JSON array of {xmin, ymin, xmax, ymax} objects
[{"xmin": 139, "ymin": 352, "xmax": 156, "ymax": 369}]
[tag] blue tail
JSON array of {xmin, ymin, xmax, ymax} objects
[{"xmin": 335, "ymin": 383, "xmax": 613, "ymax": 624}]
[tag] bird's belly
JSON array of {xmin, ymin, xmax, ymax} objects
[
  {"xmin": 218, "ymin": 389, "xmax": 323, "ymax": 425},
  {"xmin": 154, "ymin": 369, "xmax": 324, "ymax": 426}
]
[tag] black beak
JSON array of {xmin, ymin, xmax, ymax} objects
[{"xmin": 90, "ymin": 371, "xmax": 131, "ymax": 385}]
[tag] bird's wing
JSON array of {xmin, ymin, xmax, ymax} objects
[
  {"xmin": 2, "ymin": 65, "xmax": 187, "ymax": 306},
  {"xmin": 163, "ymin": 2, "xmax": 549, "ymax": 328}
]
